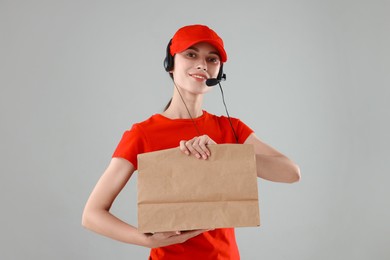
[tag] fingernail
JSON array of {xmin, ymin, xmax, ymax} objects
[
  {"xmin": 195, "ymin": 154, "xmax": 201, "ymax": 159},
  {"xmin": 185, "ymin": 151, "xmax": 190, "ymax": 155}
]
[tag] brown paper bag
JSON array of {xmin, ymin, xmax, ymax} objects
[{"xmin": 137, "ymin": 144, "xmax": 260, "ymax": 233}]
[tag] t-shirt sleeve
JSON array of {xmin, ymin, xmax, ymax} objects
[
  {"xmin": 112, "ymin": 124, "xmax": 147, "ymax": 169},
  {"xmin": 234, "ymin": 118, "xmax": 254, "ymax": 144}
]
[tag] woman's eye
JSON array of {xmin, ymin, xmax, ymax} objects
[
  {"xmin": 208, "ymin": 57, "xmax": 220, "ymax": 63},
  {"xmin": 186, "ymin": 52, "xmax": 196, "ymax": 58}
]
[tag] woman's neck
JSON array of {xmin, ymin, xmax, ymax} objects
[{"xmin": 162, "ymin": 91, "xmax": 204, "ymax": 119}]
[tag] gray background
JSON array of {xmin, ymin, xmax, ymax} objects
[{"xmin": 1, "ymin": 0, "xmax": 389, "ymax": 259}]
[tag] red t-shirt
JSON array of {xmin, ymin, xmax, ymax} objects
[{"xmin": 112, "ymin": 110, "xmax": 253, "ymax": 260}]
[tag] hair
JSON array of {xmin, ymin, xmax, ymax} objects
[{"xmin": 163, "ymin": 98, "xmax": 172, "ymax": 111}]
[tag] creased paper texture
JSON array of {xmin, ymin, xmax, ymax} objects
[{"xmin": 137, "ymin": 144, "xmax": 260, "ymax": 233}]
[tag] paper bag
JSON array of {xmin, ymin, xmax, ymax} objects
[{"xmin": 137, "ymin": 144, "xmax": 260, "ymax": 233}]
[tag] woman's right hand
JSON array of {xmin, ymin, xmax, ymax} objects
[
  {"xmin": 144, "ymin": 229, "xmax": 208, "ymax": 248},
  {"xmin": 179, "ymin": 135, "xmax": 216, "ymax": 160}
]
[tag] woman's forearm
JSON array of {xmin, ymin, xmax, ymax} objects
[
  {"xmin": 82, "ymin": 208, "xmax": 148, "ymax": 247},
  {"xmin": 256, "ymin": 154, "xmax": 301, "ymax": 183}
]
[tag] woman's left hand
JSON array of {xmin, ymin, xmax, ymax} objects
[{"xmin": 179, "ymin": 135, "xmax": 216, "ymax": 160}]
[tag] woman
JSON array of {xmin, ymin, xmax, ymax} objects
[{"xmin": 82, "ymin": 24, "xmax": 300, "ymax": 259}]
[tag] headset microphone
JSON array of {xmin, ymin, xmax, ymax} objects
[{"xmin": 206, "ymin": 73, "xmax": 226, "ymax": 87}]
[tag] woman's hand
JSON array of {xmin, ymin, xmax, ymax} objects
[
  {"xmin": 179, "ymin": 135, "xmax": 216, "ymax": 159},
  {"xmin": 144, "ymin": 230, "xmax": 208, "ymax": 248}
]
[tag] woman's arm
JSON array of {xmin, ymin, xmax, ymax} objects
[
  {"xmin": 82, "ymin": 158, "xmax": 147, "ymax": 245},
  {"xmin": 82, "ymin": 157, "xmax": 206, "ymax": 248},
  {"xmin": 244, "ymin": 133, "xmax": 301, "ymax": 183},
  {"xmin": 179, "ymin": 134, "xmax": 300, "ymax": 183}
]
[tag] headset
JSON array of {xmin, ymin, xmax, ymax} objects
[
  {"xmin": 163, "ymin": 39, "xmax": 237, "ymax": 143},
  {"xmin": 163, "ymin": 39, "xmax": 225, "ymax": 82}
]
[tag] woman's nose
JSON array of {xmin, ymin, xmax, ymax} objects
[{"xmin": 196, "ymin": 59, "xmax": 207, "ymax": 71}]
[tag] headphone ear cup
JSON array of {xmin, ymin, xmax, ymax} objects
[
  {"xmin": 164, "ymin": 39, "xmax": 174, "ymax": 72},
  {"xmin": 165, "ymin": 55, "xmax": 174, "ymax": 72},
  {"xmin": 217, "ymin": 64, "xmax": 224, "ymax": 80},
  {"xmin": 163, "ymin": 57, "xmax": 170, "ymax": 72}
]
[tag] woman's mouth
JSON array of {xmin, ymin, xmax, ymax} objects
[{"xmin": 190, "ymin": 74, "xmax": 207, "ymax": 81}]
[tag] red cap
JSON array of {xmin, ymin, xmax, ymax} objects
[{"xmin": 170, "ymin": 24, "xmax": 227, "ymax": 63}]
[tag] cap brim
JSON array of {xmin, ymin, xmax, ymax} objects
[{"xmin": 172, "ymin": 39, "xmax": 227, "ymax": 63}]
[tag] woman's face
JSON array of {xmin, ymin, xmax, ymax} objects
[{"xmin": 172, "ymin": 42, "xmax": 221, "ymax": 94}]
